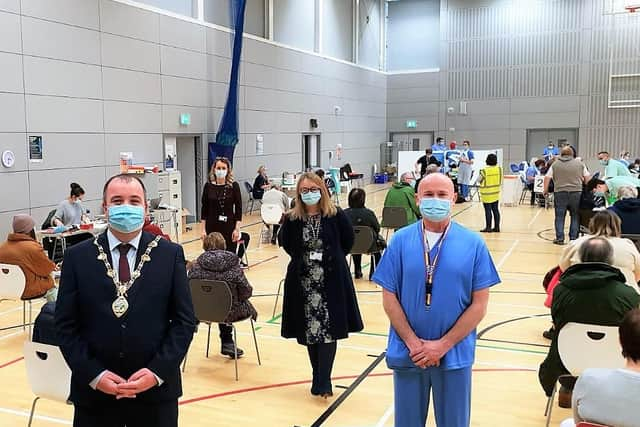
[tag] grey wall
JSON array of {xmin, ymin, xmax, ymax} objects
[
  {"xmin": 204, "ymin": 0, "xmax": 266, "ymax": 38},
  {"xmin": 322, "ymin": 0, "xmax": 353, "ymax": 62},
  {"xmin": 386, "ymin": 0, "xmax": 440, "ymax": 71},
  {"xmin": 0, "ymin": 0, "xmax": 387, "ymax": 240},
  {"xmin": 387, "ymin": 0, "xmax": 640, "ymax": 170},
  {"xmin": 136, "ymin": 0, "xmax": 196, "ymax": 18},
  {"xmin": 357, "ymin": 0, "xmax": 381, "ymax": 70},
  {"xmin": 273, "ymin": 0, "xmax": 315, "ymax": 52}
]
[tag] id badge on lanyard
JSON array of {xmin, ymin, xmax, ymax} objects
[{"xmin": 421, "ymin": 223, "xmax": 450, "ymax": 310}]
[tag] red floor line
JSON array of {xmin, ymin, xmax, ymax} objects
[
  {"xmin": 179, "ymin": 368, "xmax": 534, "ymax": 406},
  {"xmin": 0, "ymin": 356, "xmax": 24, "ymax": 369}
]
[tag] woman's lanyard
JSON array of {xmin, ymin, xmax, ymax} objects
[{"xmin": 421, "ymin": 222, "xmax": 451, "ymax": 309}]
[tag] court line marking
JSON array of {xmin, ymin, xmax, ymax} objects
[
  {"xmin": 0, "ymin": 407, "xmax": 71, "ymax": 425},
  {"xmin": 374, "ymin": 404, "xmax": 394, "ymax": 427},
  {"xmin": 527, "ymin": 208, "xmax": 543, "ymax": 229},
  {"xmin": 0, "ymin": 330, "xmax": 27, "ymax": 341},
  {"xmin": 496, "ymin": 239, "xmax": 519, "ymax": 269},
  {"xmin": 0, "ymin": 356, "xmax": 24, "ymax": 369},
  {"xmin": 178, "ymin": 368, "xmax": 534, "ymax": 406}
]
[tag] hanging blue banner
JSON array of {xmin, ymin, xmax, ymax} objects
[{"xmin": 209, "ymin": 0, "xmax": 247, "ymax": 168}]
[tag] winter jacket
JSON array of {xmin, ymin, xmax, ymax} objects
[
  {"xmin": 382, "ymin": 182, "xmax": 420, "ymax": 226},
  {"xmin": 609, "ymin": 198, "xmax": 640, "ymax": 235},
  {"xmin": 0, "ymin": 233, "xmax": 55, "ymax": 299}
]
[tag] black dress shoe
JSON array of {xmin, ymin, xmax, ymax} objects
[
  {"xmin": 221, "ymin": 342, "xmax": 244, "ymax": 358},
  {"xmin": 552, "ymin": 239, "xmax": 565, "ymax": 245},
  {"xmin": 542, "ymin": 327, "xmax": 555, "ymax": 340},
  {"xmin": 480, "ymin": 228, "xmax": 493, "ymax": 233},
  {"xmin": 354, "ymin": 272, "xmax": 363, "ymax": 279},
  {"xmin": 492, "ymin": 227, "xmax": 500, "ymax": 233}
]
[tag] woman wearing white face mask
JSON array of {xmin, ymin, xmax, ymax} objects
[
  {"xmin": 278, "ymin": 172, "xmax": 363, "ymax": 399},
  {"xmin": 52, "ymin": 182, "xmax": 89, "ymax": 227}
]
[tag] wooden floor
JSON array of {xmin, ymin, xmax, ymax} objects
[{"xmin": 0, "ymin": 183, "xmax": 573, "ymax": 426}]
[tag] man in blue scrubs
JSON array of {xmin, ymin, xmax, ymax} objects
[{"xmin": 372, "ymin": 173, "xmax": 500, "ymax": 427}]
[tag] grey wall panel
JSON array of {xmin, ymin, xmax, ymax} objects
[
  {"xmin": 206, "ymin": 54, "xmax": 231, "ymax": 83},
  {"xmin": 159, "ymin": 14, "xmax": 206, "ymax": 52},
  {"xmin": 205, "ymin": 27, "xmax": 231, "ymax": 58},
  {"xmin": 101, "ymin": 33, "xmax": 161, "ymax": 73},
  {"xmin": 0, "ymin": 172, "xmax": 29, "ymax": 212},
  {"xmin": 99, "ymin": 0, "xmax": 160, "ymax": 43},
  {"xmin": 104, "ymin": 133, "xmax": 162, "ymax": 165},
  {"xmin": 243, "ymin": 63, "xmax": 277, "ymax": 89},
  {"xmin": 0, "ymin": 133, "xmax": 27, "ymax": 173},
  {"xmin": 0, "ymin": 52, "xmax": 23, "ymax": 93},
  {"xmin": 387, "ymin": 72, "xmax": 440, "ymax": 89},
  {"xmin": 0, "ymin": 93, "xmax": 25, "ymax": 132},
  {"xmin": 273, "ymin": 0, "xmax": 315, "ymax": 52},
  {"xmin": 242, "ymin": 110, "xmax": 276, "ymax": 134},
  {"xmin": 102, "ymin": 68, "xmax": 161, "ymax": 103},
  {"xmin": 27, "ymin": 134, "xmax": 105, "ymax": 170},
  {"xmin": 23, "ymin": 56, "xmax": 102, "ymax": 98},
  {"xmin": 445, "ymin": 114, "xmax": 510, "ymax": 131},
  {"xmin": 0, "ymin": 11, "xmax": 22, "ymax": 53},
  {"xmin": 388, "ymin": 102, "xmax": 440, "ymax": 118},
  {"xmin": 387, "ymin": 0, "xmax": 440, "ymax": 71},
  {"xmin": 22, "ymin": 17, "xmax": 101, "ymax": 64},
  {"xmin": 21, "ymin": 0, "xmax": 99, "ymax": 30},
  {"xmin": 29, "ymin": 166, "xmax": 105, "ymax": 207},
  {"xmin": 511, "ymin": 65, "xmax": 580, "ymax": 97},
  {"xmin": 103, "ymin": 101, "xmax": 161, "ymax": 133},
  {"xmin": 162, "ymin": 75, "xmax": 207, "ymax": 107},
  {"xmin": 160, "ymin": 46, "xmax": 207, "ymax": 80},
  {"xmin": 387, "ymin": 87, "xmax": 441, "ymax": 103},
  {"xmin": 357, "ymin": 0, "xmax": 381, "ymax": 70},
  {"xmin": 161, "ymin": 105, "xmax": 206, "ymax": 133},
  {"xmin": 0, "ymin": 210, "xmax": 22, "ymax": 241},
  {"xmin": 322, "ymin": 0, "xmax": 353, "ymax": 62},
  {"xmin": 510, "ymin": 112, "xmax": 580, "ymax": 129},
  {"xmin": 511, "ymin": 96, "xmax": 580, "ymax": 114},
  {"xmin": 274, "ymin": 112, "xmax": 302, "ymax": 133},
  {"xmin": 25, "ymin": 95, "xmax": 102, "ymax": 133},
  {"xmin": 0, "ymin": 0, "xmax": 18, "ymax": 13},
  {"xmin": 208, "ymin": 81, "xmax": 229, "ymax": 108}
]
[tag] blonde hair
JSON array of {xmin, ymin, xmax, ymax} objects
[
  {"xmin": 289, "ymin": 172, "xmax": 337, "ymax": 220},
  {"xmin": 257, "ymin": 165, "xmax": 265, "ymax": 174},
  {"xmin": 588, "ymin": 210, "xmax": 621, "ymax": 237},
  {"xmin": 202, "ymin": 232, "xmax": 227, "ymax": 251},
  {"xmin": 209, "ymin": 157, "xmax": 234, "ymax": 185},
  {"xmin": 618, "ymin": 186, "xmax": 638, "ymax": 200}
]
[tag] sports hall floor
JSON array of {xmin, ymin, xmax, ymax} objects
[{"xmin": 0, "ymin": 182, "xmax": 570, "ymax": 426}]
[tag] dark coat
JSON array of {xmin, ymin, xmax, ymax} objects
[
  {"xmin": 538, "ymin": 262, "xmax": 640, "ymax": 396},
  {"xmin": 188, "ymin": 249, "xmax": 258, "ymax": 322},
  {"xmin": 278, "ymin": 208, "xmax": 364, "ymax": 344},
  {"xmin": 344, "ymin": 207, "xmax": 386, "ymax": 253},
  {"xmin": 609, "ymin": 198, "xmax": 640, "ymax": 235},
  {"xmin": 55, "ymin": 231, "xmax": 196, "ymax": 407}
]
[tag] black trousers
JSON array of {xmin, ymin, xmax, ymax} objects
[
  {"xmin": 219, "ymin": 323, "xmax": 233, "ymax": 343},
  {"xmin": 483, "ymin": 201, "xmax": 500, "ymax": 229},
  {"xmin": 526, "ymin": 183, "xmax": 536, "ymax": 205},
  {"xmin": 228, "ymin": 232, "xmax": 250, "ymax": 260},
  {"xmin": 306, "ymin": 342, "xmax": 337, "ymax": 395},
  {"xmin": 73, "ymin": 399, "xmax": 178, "ymax": 427},
  {"xmin": 352, "ymin": 252, "xmax": 382, "ymax": 278}
]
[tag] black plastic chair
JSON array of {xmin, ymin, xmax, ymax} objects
[
  {"xmin": 349, "ymin": 226, "xmax": 378, "ymax": 277},
  {"xmin": 381, "ymin": 207, "xmax": 409, "ymax": 239},
  {"xmin": 184, "ymin": 279, "xmax": 261, "ymax": 380},
  {"xmin": 244, "ymin": 181, "xmax": 261, "ymax": 213}
]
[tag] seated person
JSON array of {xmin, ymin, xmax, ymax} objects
[
  {"xmin": 588, "ymin": 176, "xmax": 640, "ymax": 204},
  {"xmin": 315, "ymin": 169, "xmax": 325, "ymax": 179},
  {"xmin": 539, "ymin": 237, "xmax": 640, "ymax": 407},
  {"xmin": 0, "ymin": 214, "xmax": 57, "ymax": 302},
  {"xmin": 262, "ymin": 184, "xmax": 290, "ymax": 244},
  {"xmin": 252, "ymin": 165, "xmax": 269, "ymax": 200},
  {"xmin": 344, "ymin": 188, "xmax": 385, "ymax": 280},
  {"xmin": 559, "ymin": 210, "xmax": 640, "ymax": 289},
  {"xmin": 560, "ymin": 308, "xmax": 640, "ymax": 427},
  {"xmin": 525, "ymin": 159, "xmax": 545, "ymax": 205},
  {"xmin": 188, "ymin": 232, "xmax": 258, "ymax": 358},
  {"xmin": 415, "ymin": 164, "xmax": 441, "ymax": 196},
  {"xmin": 608, "ymin": 186, "xmax": 640, "ymax": 235},
  {"xmin": 382, "ymin": 172, "xmax": 420, "ymax": 227},
  {"xmin": 630, "ymin": 158, "xmax": 640, "ymax": 174},
  {"xmin": 52, "ymin": 182, "xmax": 88, "ymax": 227}
]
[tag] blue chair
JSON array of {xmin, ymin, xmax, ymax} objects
[{"xmin": 510, "ymin": 163, "xmax": 520, "ymax": 173}]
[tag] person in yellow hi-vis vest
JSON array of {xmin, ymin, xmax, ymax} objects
[{"xmin": 478, "ymin": 153, "xmax": 503, "ymax": 233}]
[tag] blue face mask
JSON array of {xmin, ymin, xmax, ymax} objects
[
  {"xmin": 409, "ymin": 179, "xmax": 416, "ymax": 189},
  {"xmin": 419, "ymin": 198, "xmax": 451, "ymax": 222},
  {"xmin": 593, "ymin": 191, "xmax": 606, "ymax": 198},
  {"xmin": 301, "ymin": 192, "xmax": 321, "ymax": 206},
  {"xmin": 599, "ymin": 159, "xmax": 608, "ymax": 166},
  {"xmin": 108, "ymin": 205, "xmax": 145, "ymax": 233}
]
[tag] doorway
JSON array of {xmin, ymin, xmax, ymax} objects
[
  {"xmin": 163, "ymin": 135, "xmax": 202, "ymax": 228},
  {"xmin": 526, "ymin": 128, "xmax": 578, "ymax": 162},
  {"xmin": 390, "ymin": 132, "xmax": 434, "ymax": 151},
  {"xmin": 302, "ymin": 134, "xmax": 321, "ymax": 171}
]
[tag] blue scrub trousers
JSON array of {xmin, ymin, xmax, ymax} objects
[
  {"xmin": 460, "ymin": 184, "xmax": 469, "ymax": 198},
  {"xmin": 393, "ymin": 366, "xmax": 472, "ymax": 427}
]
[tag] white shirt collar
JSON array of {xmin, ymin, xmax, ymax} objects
[{"xmin": 106, "ymin": 228, "xmax": 142, "ymax": 252}]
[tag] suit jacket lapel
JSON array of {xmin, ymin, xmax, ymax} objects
[
  {"xmin": 134, "ymin": 231, "xmax": 153, "ymax": 270},
  {"xmin": 96, "ymin": 231, "xmax": 113, "ymax": 267}
]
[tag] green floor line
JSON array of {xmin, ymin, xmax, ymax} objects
[{"xmin": 266, "ymin": 313, "xmax": 282, "ymax": 324}]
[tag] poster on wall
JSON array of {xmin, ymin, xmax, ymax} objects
[{"xmin": 29, "ymin": 136, "xmax": 43, "ymax": 162}]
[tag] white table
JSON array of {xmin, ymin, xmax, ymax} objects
[{"xmin": 37, "ymin": 222, "xmax": 108, "ymax": 254}]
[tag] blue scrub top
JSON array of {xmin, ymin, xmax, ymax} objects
[
  {"xmin": 525, "ymin": 165, "xmax": 538, "ymax": 180},
  {"xmin": 543, "ymin": 147, "xmax": 559, "ymax": 157},
  {"xmin": 372, "ymin": 221, "xmax": 500, "ymax": 371}
]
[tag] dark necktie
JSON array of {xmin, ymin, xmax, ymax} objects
[{"xmin": 118, "ymin": 243, "xmax": 131, "ymax": 283}]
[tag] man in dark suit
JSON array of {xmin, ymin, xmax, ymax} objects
[{"xmin": 55, "ymin": 174, "xmax": 195, "ymax": 427}]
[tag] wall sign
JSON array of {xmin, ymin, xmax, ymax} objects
[
  {"xmin": 29, "ymin": 136, "xmax": 43, "ymax": 162},
  {"xmin": 406, "ymin": 120, "xmax": 417, "ymax": 129},
  {"xmin": 179, "ymin": 113, "xmax": 191, "ymax": 126}
]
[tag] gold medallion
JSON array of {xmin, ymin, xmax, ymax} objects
[
  {"xmin": 112, "ymin": 295, "xmax": 129, "ymax": 317},
  {"xmin": 141, "ymin": 254, "xmax": 151, "ymax": 262}
]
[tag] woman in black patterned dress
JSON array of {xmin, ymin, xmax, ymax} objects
[{"xmin": 278, "ymin": 172, "xmax": 363, "ymax": 398}]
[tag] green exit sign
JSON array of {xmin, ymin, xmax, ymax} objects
[
  {"xmin": 180, "ymin": 113, "xmax": 191, "ymax": 126},
  {"xmin": 406, "ymin": 120, "xmax": 417, "ymax": 129}
]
